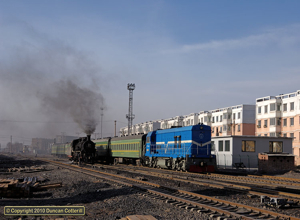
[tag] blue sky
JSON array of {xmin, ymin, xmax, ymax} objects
[{"xmin": 0, "ymin": 1, "xmax": 300, "ymax": 144}]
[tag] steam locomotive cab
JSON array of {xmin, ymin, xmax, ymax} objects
[{"xmin": 71, "ymin": 135, "xmax": 96, "ymax": 163}]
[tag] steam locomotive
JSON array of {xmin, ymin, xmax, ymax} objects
[
  {"xmin": 52, "ymin": 124, "xmax": 217, "ymax": 173},
  {"xmin": 51, "ymin": 134, "xmax": 96, "ymax": 163},
  {"xmin": 70, "ymin": 135, "xmax": 96, "ymax": 163}
]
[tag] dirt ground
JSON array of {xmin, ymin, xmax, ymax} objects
[{"xmin": 0, "ymin": 154, "xmax": 206, "ymax": 220}]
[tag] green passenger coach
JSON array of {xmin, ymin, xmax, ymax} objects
[
  {"xmin": 110, "ymin": 134, "xmax": 146, "ymax": 164},
  {"xmin": 93, "ymin": 138, "xmax": 110, "ymax": 162}
]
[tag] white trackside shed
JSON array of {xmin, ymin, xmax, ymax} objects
[{"xmin": 211, "ymin": 135, "xmax": 293, "ymax": 169}]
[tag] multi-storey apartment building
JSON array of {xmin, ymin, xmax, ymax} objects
[
  {"xmin": 183, "ymin": 113, "xmax": 199, "ymax": 126},
  {"xmin": 120, "ymin": 121, "xmax": 161, "ymax": 136},
  {"xmin": 160, "ymin": 116, "xmax": 184, "ymax": 129},
  {"xmin": 198, "ymin": 105, "xmax": 255, "ymax": 137},
  {"xmin": 120, "ymin": 104, "xmax": 255, "ymax": 137},
  {"xmin": 256, "ymin": 90, "xmax": 300, "ymax": 161}
]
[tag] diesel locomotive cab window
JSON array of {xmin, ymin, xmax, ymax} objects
[
  {"xmin": 269, "ymin": 141, "xmax": 283, "ymax": 153},
  {"xmin": 178, "ymin": 136, "xmax": 181, "ymax": 148},
  {"xmin": 242, "ymin": 141, "xmax": 255, "ymax": 152}
]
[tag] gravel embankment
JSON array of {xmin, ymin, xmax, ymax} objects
[{"xmin": 0, "ymin": 154, "xmax": 204, "ymax": 220}]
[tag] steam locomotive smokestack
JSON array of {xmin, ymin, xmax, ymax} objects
[{"xmin": 87, "ymin": 135, "xmax": 91, "ymax": 142}]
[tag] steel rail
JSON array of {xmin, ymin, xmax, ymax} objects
[
  {"xmin": 108, "ymin": 164, "xmax": 300, "ymax": 189},
  {"xmin": 92, "ymin": 163, "xmax": 300, "ymax": 201},
  {"xmin": 42, "ymin": 159, "xmax": 299, "ymax": 220}
]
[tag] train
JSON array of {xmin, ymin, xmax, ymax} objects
[
  {"xmin": 51, "ymin": 124, "xmax": 216, "ymax": 172},
  {"xmin": 51, "ymin": 135, "xmax": 95, "ymax": 163}
]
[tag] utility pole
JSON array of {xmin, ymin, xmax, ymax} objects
[
  {"xmin": 126, "ymin": 83, "xmax": 135, "ymax": 136},
  {"xmin": 114, "ymin": 120, "xmax": 117, "ymax": 137},
  {"xmin": 100, "ymin": 108, "xmax": 104, "ymax": 138}
]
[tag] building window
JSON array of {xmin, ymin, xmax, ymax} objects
[
  {"xmin": 264, "ymin": 134, "xmax": 268, "ymax": 136},
  {"xmin": 283, "ymin": 103, "xmax": 287, "ymax": 111},
  {"xmin": 270, "ymin": 103, "xmax": 275, "ymax": 111},
  {"xmin": 270, "ymin": 133, "xmax": 276, "ymax": 137},
  {"xmin": 264, "ymin": 105, "xmax": 268, "ymax": 113},
  {"xmin": 258, "ymin": 107, "xmax": 261, "ymax": 114},
  {"xmin": 228, "ymin": 114, "xmax": 231, "ymax": 119},
  {"xmin": 223, "ymin": 125, "xmax": 227, "ymax": 131},
  {"xmin": 269, "ymin": 141, "xmax": 283, "ymax": 153},
  {"xmin": 277, "ymin": 119, "xmax": 281, "ymax": 126},
  {"xmin": 218, "ymin": 141, "xmax": 223, "ymax": 151},
  {"xmin": 201, "ymin": 117, "xmax": 203, "ymax": 123},
  {"xmin": 223, "ymin": 114, "xmax": 226, "ymax": 120},
  {"xmin": 238, "ymin": 112, "xmax": 241, "ymax": 119},
  {"xmin": 290, "ymin": 102, "xmax": 294, "ymax": 111},
  {"xmin": 258, "ymin": 120, "xmax": 261, "ymax": 127},
  {"xmin": 238, "ymin": 124, "xmax": 241, "ymax": 132},
  {"xmin": 225, "ymin": 140, "xmax": 230, "ymax": 151},
  {"xmin": 270, "ymin": 118, "xmax": 275, "ymax": 126},
  {"xmin": 283, "ymin": 133, "xmax": 287, "ymax": 137},
  {"xmin": 228, "ymin": 125, "xmax": 231, "ymax": 131},
  {"xmin": 233, "ymin": 113, "xmax": 236, "ymax": 119},
  {"xmin": 283, "ymin": 118, "xmax": 287, "ymax": 126},
  {"xmin": 211, "ymin": 141, "xmax": 215, "ymax": 151},
  {"xmin": 220, "ymin": 115, "xmax": 223, "ymax": 122},
  {"xmin": 242, "ymin": 140, "xmax": 255, "ymax": 152},
  {"xmin": 216, "ymin": 116, "xmax": 218, "ymax": 122},
  {"xmin": 220, "ymin": 126, "xmax": 222, "ymax": 133},
  {"xmin": 212, "ymin": 127, "xmax": 214, "ymax": 133},
  {"xmin": 204, "ymin": 116, "xmax": 207, "ymax": 122},
  {"xmin": 290, "ymin": 117, "xmax": 294, "ymax": 126},
  {"xmin": 264, "ymin": 120, "xmax": 268, "ymax": 128},
  {"xmin": 212, "ymin": 117, "xmax": 215, "ymax": 123},
  {"xmin": 277, "ymin": 104, "xmax": 281, "ymax": 111},
  {"xmin": 290, "ymin": 133, "xmax": 294, "ymax": 139}
]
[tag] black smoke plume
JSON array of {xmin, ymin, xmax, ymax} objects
[{"xmin": 42, "ymin": 79, "xmax": 104, "ymax": 135}]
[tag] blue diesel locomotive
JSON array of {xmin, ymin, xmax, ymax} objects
[{"xmin": 144, "ymin": 124, "xmax": 216, "ymax": 172}]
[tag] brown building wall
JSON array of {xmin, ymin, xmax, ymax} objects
[{"xmin": 258, "ymin": 153, "xmax": 295, "ymax": 173}]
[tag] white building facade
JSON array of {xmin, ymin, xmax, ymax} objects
[
  {"xmin": 211, "ymin": 136, "xmax": 293, "ymax": 169},
  {"xmin": 256, "ymin": 90, "xmax": 300, "ymax": 164}
]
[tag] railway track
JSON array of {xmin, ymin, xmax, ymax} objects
[
  {"xmin": 42, "ymin": 158, "xmax": 299, "ymax": 220},
  {"xmin": 86, "ymin": 163, "xmax": 300, "ymax": 202},
  {"xmin": 116, "ymin": 163, "xmax": 300, "ymax": 187}
]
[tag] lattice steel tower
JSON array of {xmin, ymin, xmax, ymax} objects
[{"xmin": 126, "ymin": 83, "xmax": 135, "ymax": 135}]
